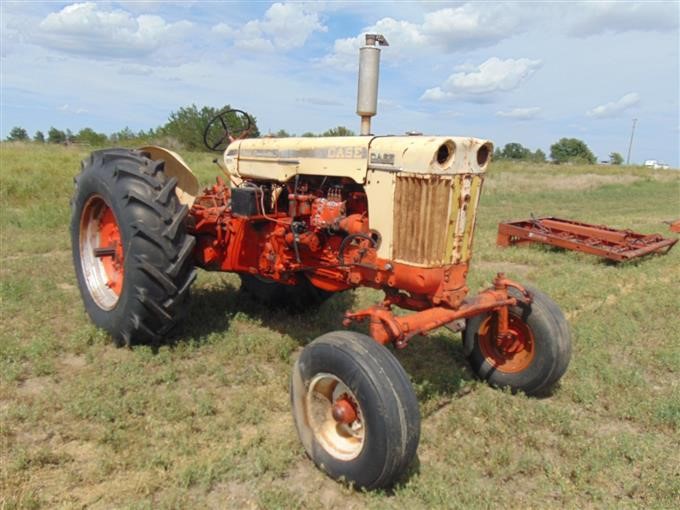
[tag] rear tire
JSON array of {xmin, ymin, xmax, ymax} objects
[
  {"xmin": 291, "ymin": 331, "xmax": 420, "ymax": 489},
  {"xmin": 70, "ymin": 149, "xmax": 196, "ymax": 346},
  {"xmin": 464, "ymin": 285, "xmax": 571, "ymax": 396},
  {"xmin": 240, "ymin": 274, "xmax": 332, "ymax": 311}
]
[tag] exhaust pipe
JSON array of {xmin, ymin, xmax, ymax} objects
[{"xmin": 357, "ymin": 34, "xmax": 389, "ymax": 136}]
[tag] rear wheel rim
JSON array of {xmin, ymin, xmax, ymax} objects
[
  {"xmin": 305, "ymin": 373, "xmax": 365, "ymax": 461},
  {"xmin": 79, "ymin": 195, "xmax": 124, "ymax": 310},
  {"xmin": 478, "ymin": 313, "xmax": 535, "ymax": 373}
]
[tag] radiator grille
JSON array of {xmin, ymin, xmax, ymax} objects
[{"xmin": 392, "ymin": 173, "xmax": 483, "ymax": 266}]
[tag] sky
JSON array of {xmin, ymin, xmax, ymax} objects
[{"xmin": 1, "ymin": 1, "xmax": 678, "ymax": 166}]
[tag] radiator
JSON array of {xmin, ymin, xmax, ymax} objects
[{"xmin": 392, "ymin": 173, "xmax": 483, "ymax": 267}]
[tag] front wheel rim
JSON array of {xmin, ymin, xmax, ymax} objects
[
  {"xmin": 79, "ymin": 195, "xmax": 124, "ymax": 310},
  {"xmin": 478, "ymin": 313, "xmax": 535, "ymax": 373},
  {"xmin": 305, "ymin": 373, "xmax": 365, "ymax": 461}
]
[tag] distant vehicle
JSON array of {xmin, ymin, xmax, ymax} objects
[{"xmin": 644, "ymin": 159, "xmax": 670, "ymax": 170}]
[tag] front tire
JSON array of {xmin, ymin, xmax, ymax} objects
[
  {"xmin": 464, "ymin": 285, "xmax": 571, "ymax": 396},
  {"xmin": 291, "ymin": 331, "xmax": 420, "ymax": 489},
  {"xmin": 71, "ymin": 149, "xmax": 196, "ymax": 346}
]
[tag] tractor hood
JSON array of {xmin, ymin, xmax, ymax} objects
[{"xmin": 224, "ymin": 135, "xmax": 493, "ymax": 183}]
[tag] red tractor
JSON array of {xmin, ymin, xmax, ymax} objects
[{"xmin": 71, "ymin": 35, "xmax": 571, "ymax": 489}]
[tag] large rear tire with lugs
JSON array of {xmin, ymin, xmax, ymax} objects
[
  {"xmin": 70, "ymin": 148, "xmax": 196, "ymax": 346},
  {"xmin": 291, "ymin": 331, "xmax": 420, "ymax": 489}
]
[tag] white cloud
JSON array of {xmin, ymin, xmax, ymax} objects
[
  {"xmin": 320, "ymin": 3, "xmax": 522, "ymax": 71},
  {"xmin": 296, "ymin": 97, "xmax": 343, "ymax": 106},
  {"xmin": 569, "ymin": 3, "xmax": 679, "ymax": 36},
  {"xmin": 318, "ymin": 36, "xmax": 362, "ymax": 71},
  {"xmin": 420, "ymin": 4, "xmax": 521, "ymax": 51},
  {"xmin": 212, "ymin": 2, "xmax": 326, "ymax": 52},
  {"xmin": 212, "ymin": 22, "xmax": 235, "ymax": 38},
  {"xmin": 117, "ymin": 63, "xmax": 154, "ymax": 76},
  {"xmin": 586, "ymin": 92, "xmax": 640, "ymax": 118},
  {"xmin": 58, "ymin": 103, "xmax": 88, "ymax": 114},
  {"xmin": 117, "ymin": 1, "xmax": 197, "ymax": 14},
  {"xmin": 35, "ymin": 2, "xmax": 192, "ymax": 58},
  {"xmin": 421, "ymin": 57, "xmax": 542, "ymax": 101},
  {"xmin": 496, "ymin": 107, "xmax": 541, "ymax": 120}
]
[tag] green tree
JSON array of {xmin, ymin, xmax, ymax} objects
[
  {"xmin": 500, "ymin": 142, "xmax": 532, "ymax": 160},
  {"xmin": 531, "ymin": 148, "xmax": 547, "ymax": 163},
  {"xmin": 111, "ymin": 127, "xmax": 136, "ymax": 143},
  {"xmin": 493, "ymin": 147, "xmax": 503, "ymax": 160},
  {"xmin": 322, "ymin": 126, "xmax": 355, "ymax": 137},
  {"xmin": 274, "ymin": 129, "xmax": 291, "ymax": 138},
  {"xmin": 47, "ymin": 127, "xmax": 66, "ymax": 144},
  {"xmin": 160, "ymin": 104, "xmax": 260, "ymax": 151},
  {"xmin": 34, "ymin": 130, "xmax": 45, "ymax": 143},
  {"xmin": 76, "ymin": 127, "xmax": 108, "ymax": 146},
  {"xmin": 609, "ymin": 152, "xmax": 624, "ymax": 165},
  {"xmin": 136, "ymin": 128, "xmax": 156, "ymax": 140},
  {"xmin": 6, "ymin": 126, "xmax": 29, "ymax": 142},
  {"xmin": 301, "ymin": 131, "xmax": 317, "ymax": 137},
  {"xmin": 550, "ymin": 138, "xmax": 596, "ymax": 164}
]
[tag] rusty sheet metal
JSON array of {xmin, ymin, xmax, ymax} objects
[{"xmin": 497, "ymin": 217, "xmax": 678, "ymax": 262}]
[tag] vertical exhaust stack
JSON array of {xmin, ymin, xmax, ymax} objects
[{"xmin": 357, "ymin": 34, "xmax": 389, "ymax": 135}]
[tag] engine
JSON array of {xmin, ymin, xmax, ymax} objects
[{"xmin": 188, "ymin": 133, "xmax": 492, "ymax": 310}]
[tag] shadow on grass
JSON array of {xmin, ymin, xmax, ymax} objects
[
  {"xmin": 169, "ymin": 279, "xmax": 358, "ymax": 348},
  {"xmin": 167, "ymin": 278, "xmax": 476, "ymax": 403},
  {"xmin": 392, "ymin": 332, "xmax": 475, "ymax": 413},
  {"xmin": 160, "ymin": 279, "xmax": 567, "ymax": 404}
]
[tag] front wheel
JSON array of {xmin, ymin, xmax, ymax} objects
[
  {"xmin": 464, "ymin": 285, "xmax": 571, "ymax": 396},
  {"xmin": 291, "ymin": 331, "xmax": 420, "ymax": 489}
]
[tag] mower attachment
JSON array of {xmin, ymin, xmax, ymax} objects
[{"xmin": 497, "ymin": 217, "xmax": 677, "ymax": 262}]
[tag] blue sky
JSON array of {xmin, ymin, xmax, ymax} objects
[{"xmin": 1, "ymin": 1, "xmax": 678, "ymax": 166}]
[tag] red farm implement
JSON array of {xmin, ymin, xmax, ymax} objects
[{"xmin": 497, "ymin": 217, "xmax": 678, "ymax": 262}]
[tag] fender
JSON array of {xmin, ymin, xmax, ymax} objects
[{"xmin": 139, "ymin": 145, "xmax": 200, "ymax": 207}]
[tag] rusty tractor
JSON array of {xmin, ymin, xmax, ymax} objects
[{"xmin": 70, "ymin": 35, "xmax": 571, "ymax": 489}]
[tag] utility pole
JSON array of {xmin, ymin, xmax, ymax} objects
[{"xmin": 626, "ymin": 118, "xmax": 637, "ymax": 165}]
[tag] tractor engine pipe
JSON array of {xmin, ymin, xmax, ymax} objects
[{"xmin": 357, "ymin": 34, "xmax": 388, "ymax": 135}]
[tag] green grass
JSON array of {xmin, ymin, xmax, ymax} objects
[{"xmin": 1, "ymin": 142, "xmax": 679, "ymax": 508}]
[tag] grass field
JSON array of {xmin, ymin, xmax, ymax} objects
[{"xmin": 1, "ymin": 142, "xmax": 679, "ymax": 509}]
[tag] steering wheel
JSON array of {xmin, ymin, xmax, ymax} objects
[{"xmin": 203, "ymin": 108, "xmax": 253, "ymax": 152}]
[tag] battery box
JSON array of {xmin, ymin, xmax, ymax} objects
[{"xmin": 231, "ymin": 187, "xmax": 261, "ymax": 217}]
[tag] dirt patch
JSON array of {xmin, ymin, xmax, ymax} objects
[
  {"xmin": 205, "ymin": 481, "xmax": 258, "ymax": 509},
  {"xmin": 60, "ymin": 354, "xmax": 87, "ymax": 370},
  {"xmin": 595, "ymin": 420, "xmax": 639, "ymax": 438},
  {"xmin": 16, "ymin": 376, "xmax": 53, "ymax": 396},
  {"xmin": 284, "ymin": 460, "xmax": 364, "ymax": 509}
]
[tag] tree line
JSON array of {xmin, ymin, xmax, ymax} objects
[
  {"xmin": 4, "ymin": 104, "xmax": 359, "ymax": 152},
  {"xmin": 494, "ymin": 140, "xmax": 623, "ymax": 165},
  {"xmin": 5, "ymin": 105, "xmax": 256, "ymax": 150},
  {"xmin": 4, "ymin": 104, "xmax": 623, "ymax": 164}
]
